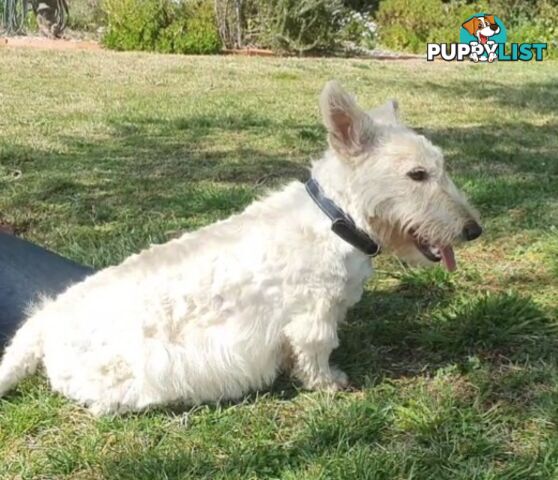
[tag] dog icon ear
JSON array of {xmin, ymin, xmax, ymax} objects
[
  {"xmin": 484, "ymin": 14, "xmax": 496, "ymax": 25},
  {"xmin": 462, "ymin": 17, "xmax": 479, "ymax": 35}
]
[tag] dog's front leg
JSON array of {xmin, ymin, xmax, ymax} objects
[{"xmin": 284, "ymin": 303, "xmax": 348, "ymax": 392}]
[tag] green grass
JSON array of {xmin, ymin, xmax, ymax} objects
[{"xmin": 0, "ymin": 49, "xmax": 557, "ymax": 479}]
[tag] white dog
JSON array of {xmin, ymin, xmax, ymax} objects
[{"xmin": 0, "ymin": 81, "xmax": 482, "ymax": 415}]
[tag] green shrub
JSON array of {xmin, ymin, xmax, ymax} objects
[
  {"xmin": 376, "ymin": 0, "xmax": 440, "ymax": 52},
  {"xmin": 504, "ymin": 0, "xmax": 558, "ymax": 59},
  {"xmin": 67, "ymin": 0, "xmax": 106, "ymax": 32},
  {"xmin": 376, "ymin": 0, "xmax": 486, "ymax": 53},
  {"xmin": 103, "ymin": 0, "xmax": 169, "ymax": 51},
  {"xmin": 487, "ymin": 0, "xmax": 542, "ymax": 27},
  {"xmin": 338, "ymin": 9, "xmax": 377, "ymax": 50},
  {"xmin": 276, "ymin": 0, "xmax": 344, "ymax": 54},
  {"xmin": 24, "ymin": 9, "xmax": 39, "ymax": 33},
  {"xmin": 102, "ymin": 0, "xmax": 221, "ymax": 54},
  {"xmin": 163, "ymin": 0, "xmax": 221, "ymax": 54},
  {"xmin": 375, "ymin": 0, "xmax": 557, "ymax": 58},
  {"xmin": 217, "ymin": 0, "xmax": 377, "ymax": 54},
  {"xmin": 222, "ymin": 0, "xmax": 344, "ymax": 55}
]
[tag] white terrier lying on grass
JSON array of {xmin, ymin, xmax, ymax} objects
[{"xmin": 0, "ymin": 81, "xmax": 482, "ymax": 415}]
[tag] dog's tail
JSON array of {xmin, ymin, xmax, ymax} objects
[{"xmin": 0, "ymin": 314, "xmax": 44, "ymax": 397}]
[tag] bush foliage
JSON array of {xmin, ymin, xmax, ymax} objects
[
  {"xmin": 272, "ymin": 0, "xmax": 342, "ymax": 54},
  {"xmin": 247, "ymin": 0, "xmax": 345, "ymax": 55},
  {"xmin": 158, "ymin": 0, "xmax": 221, "ymax": 54},
  {"xmin": 97, "ymin": 0, "xmax": 556, "ymax": 56},
  {"xmin": 214, "ymin": 0, "xmax": 342, "ymax": 54},
  {"xmin": 102, "ymin": 0, "xmax": 220, "ymax": 54},
  {"xmin": 67, "ymin": 0, "xmax": 105, "ymax": 32},
  {"xmin": 376, "ymin": 0, "xmax": 486, "ymax": 52},
  {"xmin": 214, "ymin": 0, "xmax": 376, "ymax": 55},
  {"xmin": 376, "ymin": 0, "xmax": 558, "ymax": 58}
]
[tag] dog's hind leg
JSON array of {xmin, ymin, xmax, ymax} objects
[
  {"xmin": 85, "ymin": 385, "xmax": 151, "ymax": 416},
  {"xmin": 284, "ymin": 302, "xmax": 349, "ymax": 392},
  {"xmin": 0, "ymin": 315, "xmax": 44, "ymax": 397},
  {"xmin": 83, "ymin": 377, "xmax": 167, "ymax": 416}
]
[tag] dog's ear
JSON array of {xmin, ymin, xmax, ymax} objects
[
  {"xmin": 368, "ymin": 99, "xmax": 399, "ymax": 126},
  {"xmin": 320, "ymin": 80, "xmax": 376, "ymax": 159},
  {"xmin": 462, "ymin": 17, "xmax": 479, "ymax": 35},
  {"xmin": 484, "ymin": 14, "xmax": 495, "ymax": 25}
]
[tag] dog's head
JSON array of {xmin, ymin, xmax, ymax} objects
[
  {"xmin": 319, "ymin": 81, "xmax": 482, "ymax": 271},
  {"xmin": 462, "ymin": 15, "xmax": 500, "ymax": 44}
]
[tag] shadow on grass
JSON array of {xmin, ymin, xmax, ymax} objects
[
  {"xmin": 423, "ymin": 122, "xmax": 558, "ymax": 176},
  {"xmin": 339, "ymin": 284, "xmax": 556, "ymax": 381},
  {"xmin": 0, "ymin": 115, "xmax": 311, "ymax": 263},
  {"xmin": 3, "ymin": 111, "xmax": 555, "ymax": 237},
  {"xmin": 421, "ymin": 79, "xmax": 558, "ymax": 116}
]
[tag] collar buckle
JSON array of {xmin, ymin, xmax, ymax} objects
[{"xmin": 305, "ymin": 178, "xmax": 381, "ymax": 257}]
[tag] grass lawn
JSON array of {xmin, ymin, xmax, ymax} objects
[{"xmin": 0, "ymin": 48, "xmax": 557, "ymax": 479}]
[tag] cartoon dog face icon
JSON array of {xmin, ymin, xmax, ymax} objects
[{"xmin": 462, "ymin": 15, "xmax": 500, "ymax": 44}]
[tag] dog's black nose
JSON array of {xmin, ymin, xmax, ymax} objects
[{"xmin": 463, "ymin": 221, "xmax": 483, "ymax": 241}]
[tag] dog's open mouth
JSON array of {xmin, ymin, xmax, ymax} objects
[
  {"xmin": 479, "ymin": 33, "xmax": 488, "ymax": 44},
  {"xmin": 410, "ymin": 229, "xmax": 457, "ymax": 272}
]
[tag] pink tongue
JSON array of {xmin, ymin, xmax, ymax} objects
[{"xmin": 440, "ymin": 246, "xmax": 457, "ymax": 272}]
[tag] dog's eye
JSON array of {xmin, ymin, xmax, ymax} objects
[{"xmin": 407, "ymin": 168, "xmax": 428, "ymax": 181}]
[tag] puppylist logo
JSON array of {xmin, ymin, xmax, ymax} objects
[{"xmin": 427, "ymin": 14, "xmax": 547, "ymax": 62}]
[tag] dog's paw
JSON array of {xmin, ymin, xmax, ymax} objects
[
  {"xmin": 87, "ymin": 400, "xmax": 123, "ymax": 416},
  {"xmin": 87, "ymin": 402, "xmax": 111, "ymax": 417},
  {"xmin": 330, "ymin": 366, "xmax": 349, "ymax": 389},
  {"xmin": 304, "ymin": 367, "xmax": 349, "ymax": 392}
]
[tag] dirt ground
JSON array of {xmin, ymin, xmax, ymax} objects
[
  {"xmin": 0, "ymin": 36, "xmax": 424, "ymax": 60},
  {"xmin": 0, "ymin": 35, "xmax": 101, "ymax": 51}
]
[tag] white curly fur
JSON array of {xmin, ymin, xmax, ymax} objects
[{"xmin": 0, "ymin": 81, "xmax": 480, "ymax": 414}]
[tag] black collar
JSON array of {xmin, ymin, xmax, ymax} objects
[{"xmin": 305, "ymin": 178, "xmax": 381, "ymax": 257}]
